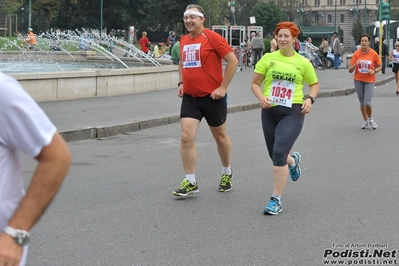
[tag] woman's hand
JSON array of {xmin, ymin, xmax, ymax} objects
[
  {"xmin": 260, "ymin": 97, "xmax": 272, "ymax": 109},
  {"xmin": 301, "ymin": 98, "xmax": 313, "ymax": 114}
]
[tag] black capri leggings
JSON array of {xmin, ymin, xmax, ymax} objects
[{"xmin": 261, "ymin": 105, "xmax": 305, "ymax": 166}]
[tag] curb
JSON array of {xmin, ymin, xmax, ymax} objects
[{"xmin": 60, "ymin": 76, "xmax": 396, "ymax": 142}]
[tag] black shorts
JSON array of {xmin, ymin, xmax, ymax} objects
[
  {"xmin": 261, "ymin": 105, "xmax": 304, "ymax": 166},
  {"xmin": 393, "ymin": 63, "xmax": 399, "ymax": 73},
  {"xmin": 180, "ymin": 94, "xmax": 227, "ymax": 127}
]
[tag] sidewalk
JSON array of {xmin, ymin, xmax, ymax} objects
[{"xmin": 38, "ymin": 67, "xmax": 395, "ymax": 142}]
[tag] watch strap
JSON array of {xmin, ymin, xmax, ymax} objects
[{"xmin": 4, "ymin": 226, "xmax": 30, "ymax": 246}]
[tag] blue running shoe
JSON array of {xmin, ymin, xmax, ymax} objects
[
  {"xmin": 289, "ymin": 152, "xmax": 301, "ymax": 181},
  {"xmin": 263, "ymin": 197, "xmax": 282, "ymax": 215}
]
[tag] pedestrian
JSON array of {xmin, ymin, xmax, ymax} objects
[
  {"xmin": 250, "ymin": 21, "xmax": 320, "ymax": 215},
  {"xmin": 373, "ymin": 37, "xmax": 388, "ymax": 74},
  {"xmin": 270, "ymin": 35, "xmax": 277, "ymax": 52},
  {"xmin": 0, "ymin": 72, "xmax": 71, "ymax": 265},
  {"xmin": 348, "ymin": 34, "xmax": 381, "ymax": 130},
  {"xmin": 171, "ymin": 35, "xmax": 180, "ymax": 65},
  {"xmin": 387, "ymin": 41, "xmax": 399, "ymax": 95},
  {"xmin": 108, "ymin": 30, "xmax": 115, "ymax": 54},
  {"xmin": 250, "ymin": 31, "xmax": 264, "ymax": 66},
  {"xmin": 319, "ymin": 36, "xmax": 329, "ymax": 58},
  {"xmin": 173, "ymin": 4, "xmax": 238, "ymax": 197},
  {"xmin": 21, "ymin": 28, "xmax": 36, "ymax": 51},
  {"xmin": 332, "ymin": 32, "xmax": 343, "ymax": 69},
  {"xmin": 304, "ymin": 36, "xmax": 318, "ymax": 60},
  {"xmin": 139, "ymin": 31, "xmax": 150, "ymax": 54}
]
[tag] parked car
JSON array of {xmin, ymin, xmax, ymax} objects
[{"xmin": 298, "ymin": 42, "xmax": 342, "ymax": 69}]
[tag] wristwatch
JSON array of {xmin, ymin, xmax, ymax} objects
[
  {"xmin": 177, "ymin": 81, "xmax": 183, "ymax": 87},
  {"xmin": 307, "ymin": 96, "xmax": 315, "ymax": 104},
  {"xmin": 4, "ymin": 226, "xmax": 30, "ymax": 246}
]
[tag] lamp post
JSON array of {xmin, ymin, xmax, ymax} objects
[
  {"xmin": 100, "ymin": 0, "xmax": 103, "ymax": 37},
  {"xmin": 364, "ymin": 0, "xmax": 367, "ymax": 32},
  {"xmin": 28, "ymin": 0, "xmax": 32, "ymax": 29},
  {"xmin": 228, "ymin": 0, "xmax": 236, "ymax": 26},
  {"xmin": 334, "ymin": 0, "xmax": 337, "ymax": 32},
  {"xmin": 297, "ymin": 3, "xmax": 303, "ymax": 26}
]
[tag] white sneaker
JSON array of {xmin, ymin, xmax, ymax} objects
[
  {"xmin": 361, "ymin": 120, "xmax": 370, "ymax": 129},
  {"xmin": 369, "ymin": 118, "xmax": 378, "ymax": 130}
]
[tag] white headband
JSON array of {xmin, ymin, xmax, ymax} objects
[{"xmin": 184, "ymin": 10, "xmax": 204, "ymax": 17}]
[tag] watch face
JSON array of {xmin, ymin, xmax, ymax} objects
[{"xmin": 16, "ymin": 232, "xmax": 29, "ymax": 245}]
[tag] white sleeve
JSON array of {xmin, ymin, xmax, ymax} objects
[{"xmin": 0, "ymin": 74, "xmax": 57, "ymax": 158}]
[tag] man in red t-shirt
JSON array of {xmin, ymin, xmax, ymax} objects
[{"xmin": 172, "ymin": 4, "xmax": 238, "ymax": 197}]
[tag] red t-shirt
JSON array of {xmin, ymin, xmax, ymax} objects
[
  {"xmin": 139, "ymin": 37, "xmax": 149, "ymax": 53},
  {"xmin": 180, "ymin": 28, "xmax": 233, "ymax": 97},
  {"xmin": 350, "ymin": 48, "xmax": 380, "ymax": 83}
]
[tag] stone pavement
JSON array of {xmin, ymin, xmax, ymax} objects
[{"xmin": 38, "ymin": 67, "xmax": 395, "ymax": 142}]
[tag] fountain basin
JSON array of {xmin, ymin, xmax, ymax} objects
[
  {"xmin": 1, "ymin": 50, "xmax": 177, "ymax": 102},
  {"xmin": 10, "ymin": 65, "xmax": 179, "ymax": 102}
]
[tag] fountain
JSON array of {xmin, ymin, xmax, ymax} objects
[{"xmin": 0, "ymin": 29, "xmax": 178, "ymax": 101}]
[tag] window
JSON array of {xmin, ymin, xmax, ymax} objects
[
  {"xmin": 340, "ymin": 14, "xmax": 344, "ymax": 22},
  {"xmin": 315, "ymin": 14, "xmax": 319, "ymax": 23},
  {"xmin": 340, "ymin": 0, "xmax": 346, "ymax": 4},
  {"xmin": 328, "ymin": 14, "xmax": 332, "ymax": 23},
  {"xmin": 314, "ymin": 0, "xmax": 320, "ymax": 5},
  {"xmin": 327, "ymin": 0, "xmax": 333, "ymax": 4},
  {"xmin": 355, "ymin": 0, "xmax": 361, "ymax": 4}
]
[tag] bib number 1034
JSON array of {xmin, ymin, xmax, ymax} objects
[{"xmin": 269, "ymin": 80, "xmax": 295, "ymax": 108}]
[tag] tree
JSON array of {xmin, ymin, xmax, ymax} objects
[
  {"xmin": 0, "ymin": 0, "xmax": 24, "ymax": 14},
  {"xmin": 38, "ymin": 0, "xmax": 62, "ymax": 32},
  {"xmin": 351, "ymin": 18, "xmax": 363, "ymax": 45},
  {"xmin": 249, "ymin": 1, "xmax": 286, "ymax": 34}
]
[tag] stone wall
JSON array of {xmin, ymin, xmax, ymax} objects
[{"xmin": 10, "ymin": 65, "xmax": 179, "ymax": 102}]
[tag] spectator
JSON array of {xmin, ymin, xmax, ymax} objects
[
  {"xmin": 22, "ymin": 28, "xmax": 36, "ymax": 51},
  {"xmin": 373, "ymin": 37, "xmax": 388, "ymax": 74},
  {"xmin": 0, "ymin": 71, "xmax": 71, "ymax": 266},
  {"xmin": 319, "ymin": 37, "xmax": 329, "ymax": 58},
  {"xmin": 270, "ymin": 35, "xmax": 277, "ymax": 52},
  {"xmin": 332, "ymin": 32, "xmax": 343, "ymax": 69},
  {"xmin": 304, "ymin": 36, "xmax": 318, "ymax": 60},
  {"xmin": 250, "ymin": 31, "xmax": 264, "ymax": 67},
  {"xmin": 78, "ymin": 32, "xmax": 90, "ymax": 51},
  {"xmin": 171, "ymin": 36, "xmax": 180, "ymax": 64},
  {"xmin": 154, "ymin": 40, "xmax": 171, "ymax": 59},
  {"xmin": 138, "ymin": 31, "xmax": 150, "ymax": 54},
  {"xmin": 108, "ymin": 30, "xmax": 115, "ymax": 54}
]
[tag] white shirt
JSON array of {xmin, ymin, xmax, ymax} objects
[
  {"xmin": 0, "ymin": 72, "xmax": 56, "ymax": 265},
  {"xmin": 304, "ymin": 41, "xmax": 318, "ymax": 59}
]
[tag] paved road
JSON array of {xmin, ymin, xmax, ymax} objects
[
  {"xmin": 38, "ymin": 67, "xmax": 395, "ymax": 142},
  {"xmin": 25, "ymin": 79, "xmax": 399, "ymax": 265}
]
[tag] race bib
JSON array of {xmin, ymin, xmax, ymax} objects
[
  {"xmin": 182, "ymin": 43, "xmax": 201, "ymax": 68},
  {"xmin": 269, "ymin": 80, "xmax": 295, "ymax": 108},
  {"xmin": 358, "ymin": 60, "xmax": 372, "ymax": 73}
]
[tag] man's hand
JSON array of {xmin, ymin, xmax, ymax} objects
[
  {"xmin": 0, "ymin": 233, "xmax": 22, "ymax": 266},
  {"xmin": 177, "ymin": 85, "xmax": 183, "ymax": 98},
  {"xmin": 210, "ymin": 87, "xmax": 227, "ymax": 100}
]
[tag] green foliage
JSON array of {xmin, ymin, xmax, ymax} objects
[
  {"xmin": 0, "ymin": 0, "xmax": 24, "ymax": 14},
  {"xmin": 264, "ymin": 37, "xmax": 271, "ymax": 53},
  {"xmin": 249, "ymin": 1, "xmax": 286, "ymax": 34},
  {"xmin": 351, "ymin": 19, "xmax": 363, "ymax": 45}
]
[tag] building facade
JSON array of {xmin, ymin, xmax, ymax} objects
[{"xmin": 292, "ymin": 0, "xmax": 380, "ymax": 51}]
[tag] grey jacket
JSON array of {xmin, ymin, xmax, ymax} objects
[
  {"xmin": 250, "ymin": 37, "xmax": 264, "ymax": 50},
  {"xmin": 332, "ymin": 38, "xmax": 342, "ymax": 55}
]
